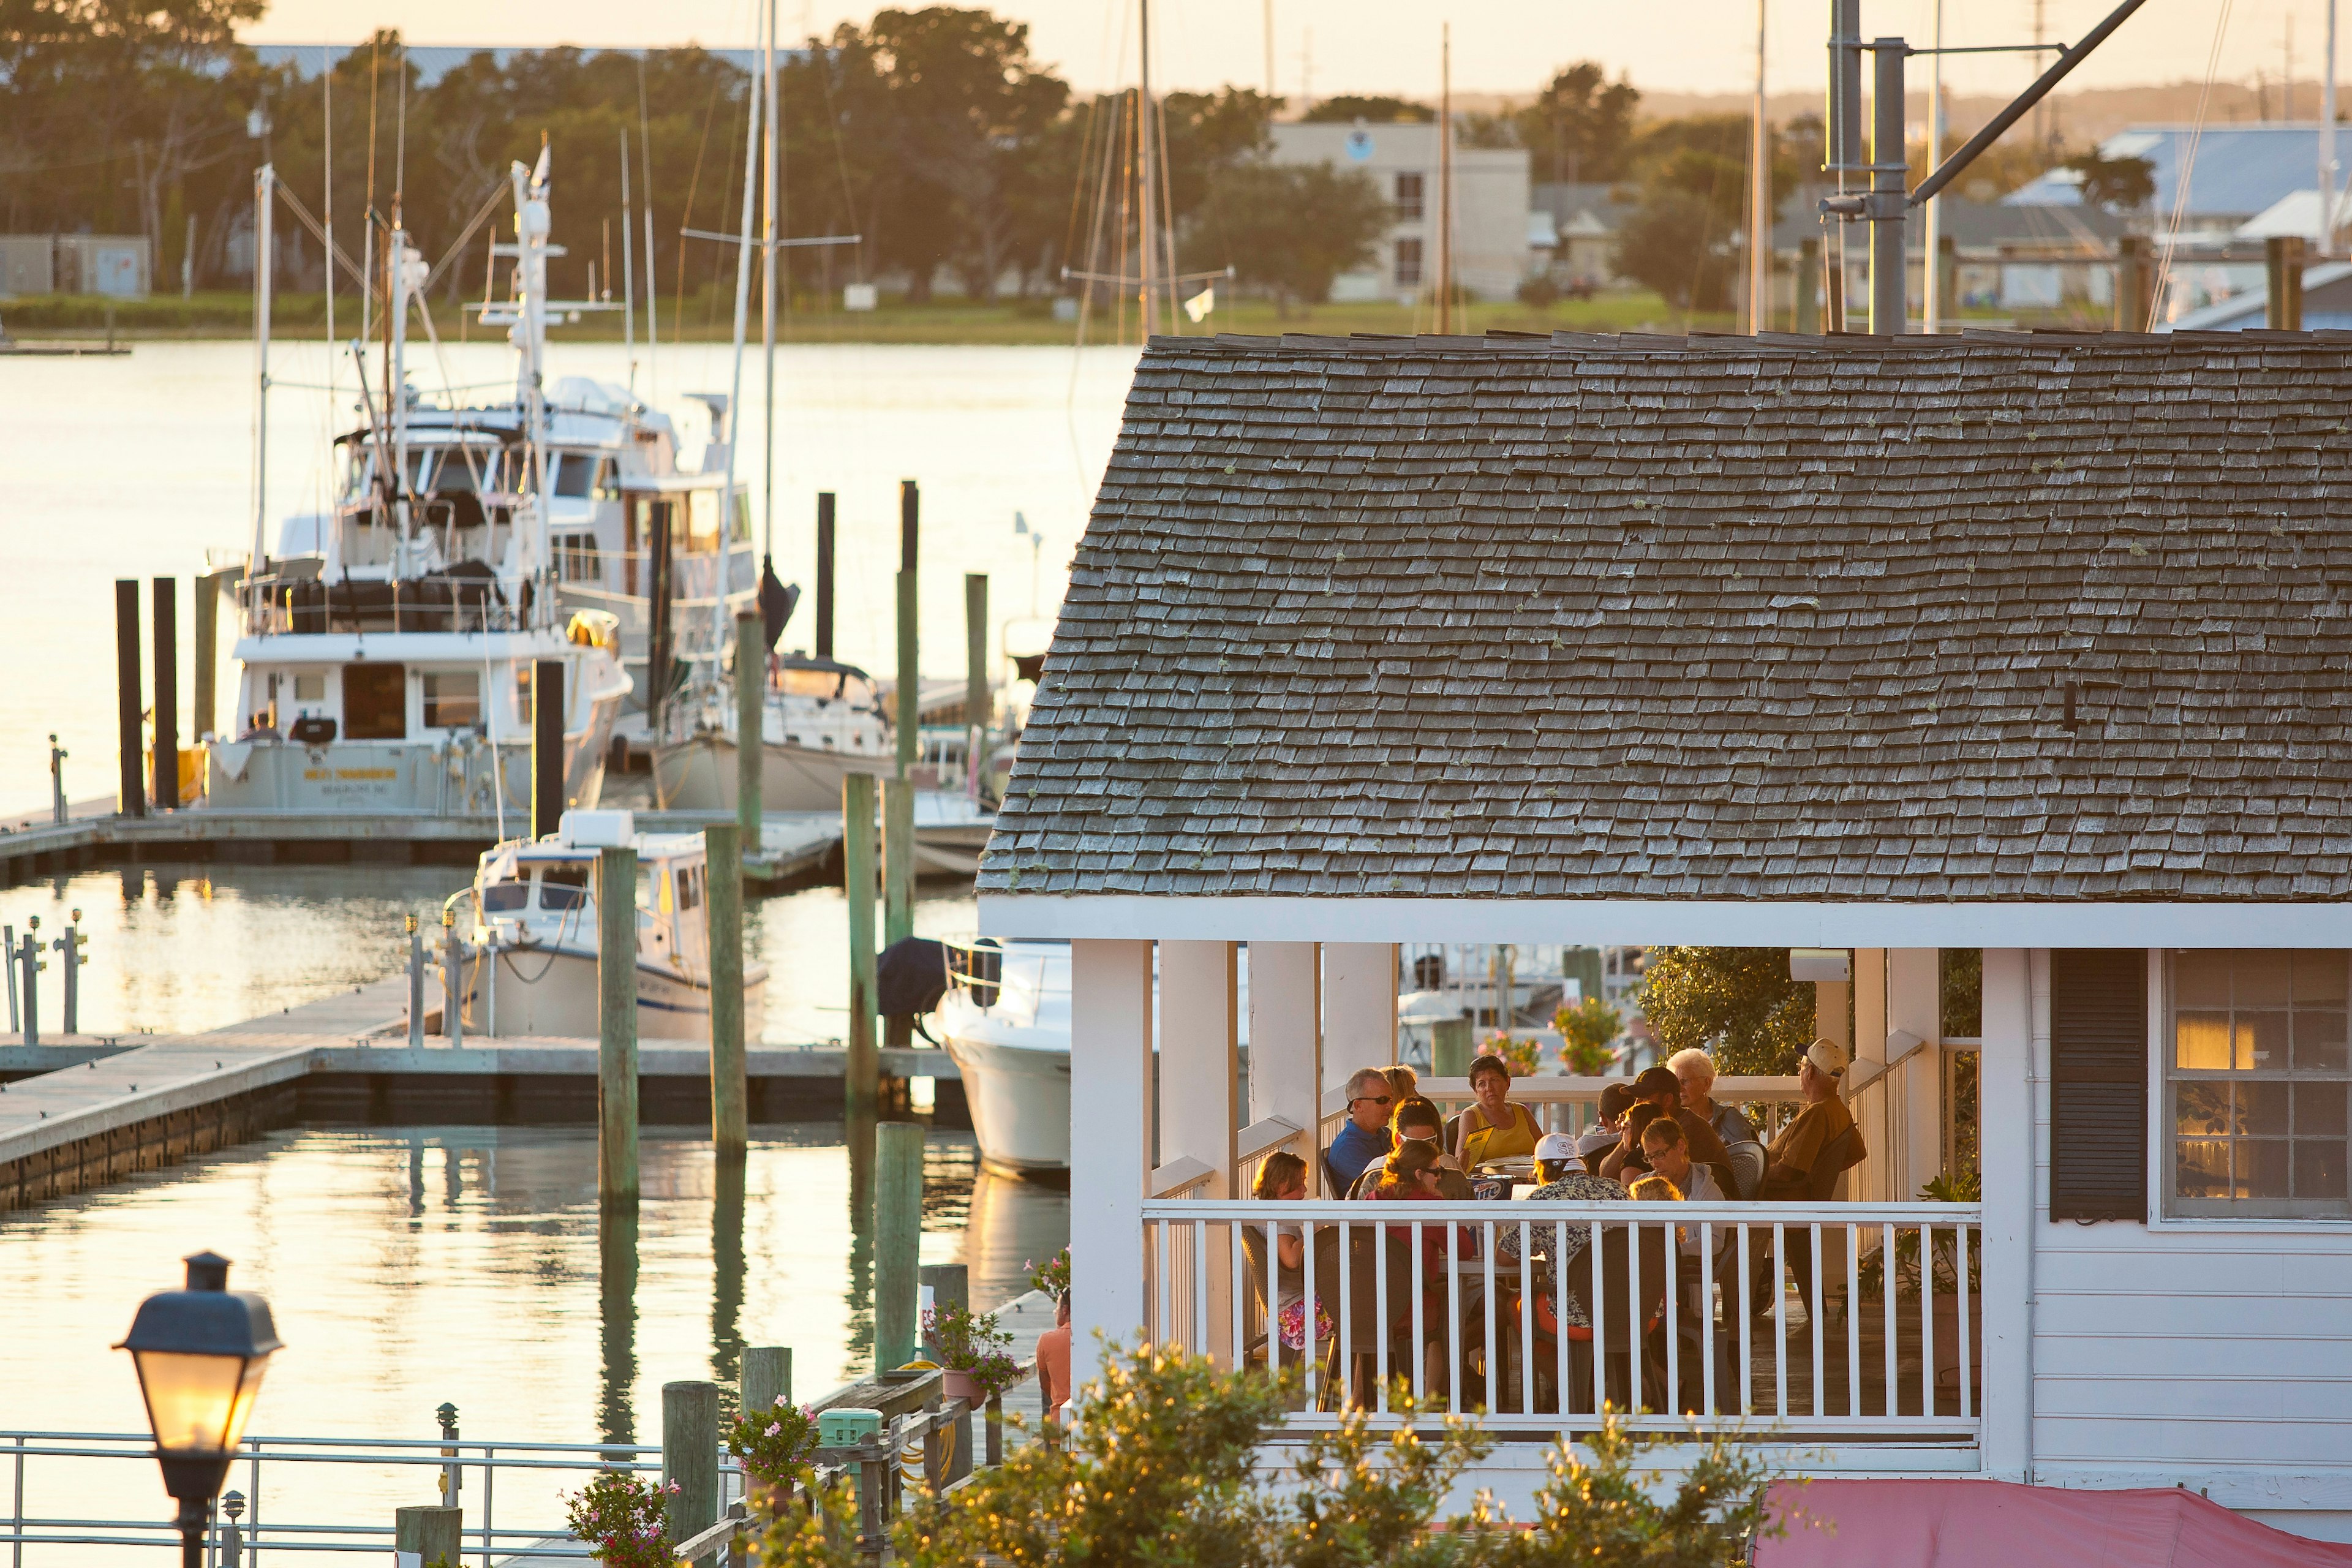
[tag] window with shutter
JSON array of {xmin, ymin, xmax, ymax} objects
[{"xmin": 2050, "ymin": 949, "xmax": 2149, "ymax": 1222}]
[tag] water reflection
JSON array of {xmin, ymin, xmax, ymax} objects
[
  {"xmin": 710, "ymin": 1153, "xmax": 747, "ymax": 1417},
  {"xmin": 599, "ymin": 1206, "xmax": 640, "ymax": 1450}
]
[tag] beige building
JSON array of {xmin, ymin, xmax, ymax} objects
[{"xmin": 1268, "ymin": 121, "xmax": 1531, "ymax": 304}]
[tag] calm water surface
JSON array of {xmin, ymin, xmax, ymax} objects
[{"xmin": 0, "ymin": 339, "xmax": 1139, "ymax": 812}]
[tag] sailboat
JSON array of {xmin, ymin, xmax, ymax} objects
[{"xmin": 200, "ymin": 151, "xmax": 637, "ymax": 816}]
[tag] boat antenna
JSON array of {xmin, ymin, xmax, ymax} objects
[
  {"xmin": 251, "ymin": 164, "xmax": 274, "ymax": 581},
  {"xmin": 717, "ymin": 8, "xmax": 764, "ymax": 690},
  {"xmin": 1137, "ymin": 0, "xmax": 1161, "ymax": 336},
  {"xmin": 620, "ymin": 126, "xmax": 636, "ymax": 390},
  {"xmin": 762, "ymin": 0, "xmax": 779, "ymax": 575},
  {"xmin": 322, "ymin": 47, "xmax": 335, "ymax": 432},
  {"xmin": 638, "ymin": 55, "xmax": 660, "ymax": 400}
]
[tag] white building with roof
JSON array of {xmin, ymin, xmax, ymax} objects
[{"xmin": 1268, "ymin": 122, "xmax": 1531, "ymax": 304}]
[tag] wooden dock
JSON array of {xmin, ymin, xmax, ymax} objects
[{"xmin": 0, "ymin": 804, "xmax": 844, "ymax": 888}]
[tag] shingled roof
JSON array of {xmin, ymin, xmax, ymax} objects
[{"xmin": 980, "ymin": 329, "xmax": 2352, "ymax": 903}]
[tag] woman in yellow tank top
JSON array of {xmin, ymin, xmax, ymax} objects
[{"xmin": 1453, "ymin": 1052, "xmax": 1544, "ymax": 1167}]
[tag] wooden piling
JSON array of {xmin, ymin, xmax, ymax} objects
[
  {"xmin": 842, "ymin": 774, "xmax": 879, "ymax": 1114},
  {"xmin": 873, "ymin": 1121, "xmax": 925, "ymax": 1373},
  {"xmin": 393, "ymin": 1504, "xmax": 461, "ymax": 1566},
  {"xmin": 1796, "ymin": 238, "xmax": 1821, "ymax": 335},
  {"xmin": 597, "ymin": 845, "xmax": 640, "ymax": 1204},
  {"xmin": 192, "ymin": 571, "xmax": 219, "ymax": 742},
  {"xmin": 2268, "ymin": 234, "xmax": 2307, "ymax": 330},
  {"xmin": 151, "ymin": 578, "xmax": 176, "ymax": 812},
  {"xmin": 1431, "ymin": 1016, "xmax": 1472, "ymax": 1079},
  {"xmin": 815, "ymin": 492, "xmax": 837, "ymax": 660},
  {"xmin": 963, "ymin": 574, "xmax": 989, "ymax": 772},
  {"xmin": 704, "ymin": 821, "xmax": 746, "ymax": 1153},
  {"xmin": 921, "ymin": 1264, "xmax": 974, "ymax": 1487},
  {"xmin": 531, "ymin": 657, "xmax": 564, "ymax": 840},
  {"xmin": 741, "ymin": 1346, "xmax": 791, "ymax": 1417},
  {"xmin": 113, "ymin": 580, "xmax": 143, "ymax": 818},
  {"xmin": 895, "ymin": 480, "xmax": 919, "ymax": 778},
  {"xmin": 883, "ymin": 776, "xmax": 914, "ymax": 949},
  {"xmin": 734, "ymin": 609, "xmax": 763, "ymax": 854},
  {"xmin": 662, "ymin": 1381, "xmax": 720, "ymax": 1567}
]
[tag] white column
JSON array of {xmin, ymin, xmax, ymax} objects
[
  {"xmin": 1322, "ymin": 942, "xmax": 1398, "ymax": 1090},
  {"xmin": 1888, "ymin": 948, "xmax": 1945, "ymax": 1197},
  {"xmin": 1159, "ymin": 940, "xmax": 1238, "ymax": 1366},
  {"xmin": 1852, "ymin": 948, "xmax": 1888, "ymax": 1202},
  {"xmin": 1248, "ymin": 941, "xmax": 1324, "ymax": 1192},
  {"xmin": 1069, "ymin": 938, "xmax": 1153, "ymax": 1397},
  {"xmin": 1978, "ymin": 947, "xmax": 2035, "ymax": 1481}
]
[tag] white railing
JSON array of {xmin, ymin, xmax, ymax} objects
[{"xmin": 1139, "ymin": 1200, "xmax": 1980, "ymax": 1441}]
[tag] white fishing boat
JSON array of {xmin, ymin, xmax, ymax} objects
[
  {"xmin": 649, "ymin": 654, "xmax": 895, "ymax": 812},
  {"xmin": 451, "ymin": 810, "xmax": 767, "ymax": 1039}
]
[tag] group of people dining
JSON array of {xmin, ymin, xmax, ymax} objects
[{"xmin": 1245, "ymin": 1036, "xmax": 1862, "ymax": 1413}]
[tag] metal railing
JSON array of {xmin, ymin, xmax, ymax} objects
[
  {"xmin": 1138, "ymin": 1200, "xmax": 1981, "ymax": 1442},
  {"xmin": 1, "ymin": 1428, "xmax": 682, "ymax": 1565}
]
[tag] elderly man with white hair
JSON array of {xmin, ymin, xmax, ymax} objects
[
  {"xmin": 1666, "ymin": 1046, "xmax": 1766, "ymax": 1199},
  {"xmin": 1324, "ymin": 1066, "xmax": 1397, "ymax": 1191}
]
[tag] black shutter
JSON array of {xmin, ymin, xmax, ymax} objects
[{"xmin": 2049, "ymin": 948, "xmax": 2150, "ymax": 1222}]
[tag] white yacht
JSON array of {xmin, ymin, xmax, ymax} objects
[
  {"xmin": 937, "ymin": 940, "xmax": 1074, "ymax": 1174},
  {"xmin": 451, "ymin": 810, "xmax": 767, "ymax": 1039}
]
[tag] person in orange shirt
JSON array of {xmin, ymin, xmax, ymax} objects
[{"xmin": 1034, "ymin": 1291, "xmax": 1072, "ymax": 1432}]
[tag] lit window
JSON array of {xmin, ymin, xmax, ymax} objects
[
  {"xmin": 2167, "ymin": 949, "xmax": 2351, "ymax": 1218},
  {"xmin": 423, "ymin": 671, "xmax": 481, "ymax": 729}
]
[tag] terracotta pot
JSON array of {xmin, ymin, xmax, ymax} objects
[{"xmin": 941, "ymin": 1368, "xmax": 983, "ymax": 1401}]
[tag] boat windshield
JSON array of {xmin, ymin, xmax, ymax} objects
[
  {"xmin": 779, "ymin": 666, "xmax": 844, "ymax": 700},
  {"xmin": 482, "ymin": 882, "xmax": 529, "ymax": 912},
  {"xmin": 540, "ymin": 865, "xmax": 589, "ymax": 909}
]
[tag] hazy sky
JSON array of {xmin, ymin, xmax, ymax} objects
[{"xmin": 244, "ymin": 0, "xmax": 2339, "ymax": 104}]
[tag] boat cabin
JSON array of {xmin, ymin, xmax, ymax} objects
[
  {"xmin": 470, "ymin": 820, "xmax": 714, "ymax": 978},
  {"xmin": 978, "ymin": 330, "xmax": 2352, "ymax": 1545}
]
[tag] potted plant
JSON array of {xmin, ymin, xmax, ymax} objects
[
  {"xmin": 1484, "ymin": 1031, "xmax": 1541, "ymax": 1076},
  {"xmin": 1552, "ymin": 997, "xmax": 1623, "ymax": 1076},
  {"xmin": 562, "ymin": 1468, "xmax": 676, "ymax": 1568},
  {"xmin": 728, "ymin": 1398, "xmax": 820, "ymax": 1490},
  {"xmin": 924, "ymin": 1300, "xmax": 1022, "ymax": 1403}
]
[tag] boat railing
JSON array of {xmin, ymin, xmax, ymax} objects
[
  {"xmin": 941, "ymin": 937, "xmax": 1005, "ymax": 1009},
  {"xmin": 1134, "ymin": 1198, "xmax": 1982, "ymax": 1444}
]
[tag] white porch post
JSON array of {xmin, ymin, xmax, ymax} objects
[
  {"xmin": 1069, "ymin": 938, "xmax": 1154, "ymax": 1398},
  {"xmin": 1322, "ymin": 942, "xmax": 1399, "ymax": 1086},
  {"xmin": 1888, "ymin": 948, "xmax": 1945, "ymax": 1196},
  {"xmin": 1978, "ymin": 947, "xmax": 2034, "ymax": 1480},
  {"xmin": 1159, "ymin": 940, "xmax": 1238, "ymax": 1366},
  {"xmin": 1248, "ymin": 941, "xmax": 1325, "ymax": 1192},
  {"xmin": 1852, "ymin": 948, "xmax": 1888, "ymax": 1201}
]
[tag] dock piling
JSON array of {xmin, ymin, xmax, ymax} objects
[
  {"xmin": 895, "ymin": 481, "xmax": 919, "ymax": 779},
  {"xmin": 531, "ymin": 657, "xmax": 564, "ymax": 840},
  {"xmin": 705, "ymin": 821, "xmax": 747, "ymax": 1153},
  {"xmin": 48, "ymin": 733, "xmax": 66, "ymax": 824},
  {"xmin": 16, "ymin": 922, "xmax": 39, "ymax": 1046},
  {"xmin": 442, "ymin": 908, "xmax": 464, "ymax": 1047},
  {"xmin": 882, "ymin": 775, "xmax": 914, "ymax": 1044},
  {"xmin": 597, "ymin": 845, "xmax": 641, "ymax": 1205},
  {"xmin": 4, "ymin": 926, "xmax": 16, "ymax": 1034},
  {"xmin": 964, "ymin": 574, "xmax": 989, "ymax": 793},
  {"xmin": 734, "ymin": 610, "xmax": 763, "ymax": 854},
  {"xmin": 815, "ymin": 492, "xmax": 837, "ymax": 660},
  {"xmin": 873, "ymin": 1122, "xmax": 925, "ymax": 1373},
  {"xmin": 662, "ymin": 1381, "xmax": 720, "ymax": 1567},
  {"xmin": 393, "ymin": 1505, "xmax": 461, "ymax": 1567},
  {"xmin": 53, "ymin": 910, "xmax": 82, "ymax": 1035},
  {"xmin": 113, "ymin": 579, "xmax": 143, "ymax": 818},
  {"xmin": 1431, "ymin": 1015, "xmax": 1471, "ymax": 1078},
  {"xmin": 407, "ymin": 915, "xmax": 426, "ymax": 1048},
  {"xmin": 741, "ymin": 1346, "xmax": 791, "ymax": 1416},
  {"xmin": 842, "ymin": 774, "xmax": 879, "ymax": 1114},
  {"xmin": 921, "ymin": 1264, "xmax": 974, "ymax": 1487},
  {"xmin": 194, "ymin": 570, "xmax": 219, "ymax": 742},
  {"xmin": 151, "ymin": 576, "xmax": 177, "ymax": 812}
]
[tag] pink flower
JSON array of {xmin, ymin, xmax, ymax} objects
[{"xmin": 764, "ymin": 1422, "xmax": 781, "ymax": 1436}]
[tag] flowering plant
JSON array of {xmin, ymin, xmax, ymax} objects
[
  {"xmin": 728, "ymin": 1399, "xmax": 820, "ymax": 1488},
  {"xmin": 1276, "ymin": 1297, "xmax": 1334, "ymax": 1351},
  {"xmin": 924, "ymin": 1300, "xmax": 1023, "ymax": 1398},
  {"xmin": 1484, "ymin": 1031, "xmax": 1541, "ymax": 1076},
  {"xmin": 562, "ymin": 1468, "xmax": 674, "ymax": 1568},
  {"xmin": 1023, "ymin": 1247, "xmax": 1069, "ymax": 1297},
  {"xmin": 1553, "ymin": 996, "xmax": 1624, "ymax": 1076}
]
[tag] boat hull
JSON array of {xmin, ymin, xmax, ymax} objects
[
  {"xmin": 652, "ymin": 733, "xmax": 891, "ymax": 813},
  {"xmin": 462, "ymin": 946, "xmax": 769, "ymax": 1040},
  {"xmin": 941, "ymin": 1030, "xmax": 1071, "ymax": 1174}
]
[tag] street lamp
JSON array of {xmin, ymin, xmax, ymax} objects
[{"xmin": 116, "ymin": 1252, "xmax": 282, "ymax": 1568}]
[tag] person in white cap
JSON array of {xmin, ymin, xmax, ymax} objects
[
  {"xmin": 1496, "ymin": 1133, "xmax": 1624, "ymax": 1307},
  {"xmin": 1758, "ymin": 1036, "xmax": 1857, "ymax": 1201}
]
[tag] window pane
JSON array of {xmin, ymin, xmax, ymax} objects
[
  {"xmin": 2294, "ymin": 951, "xmax": 2350, "ymax": 1003},
  {"xmin": 2297, "ymin": 1084, "xmax": 2350, "ymax": 1138},
  {"xmin": 2241, "ymin": 1139, "xmax": 2291, "ymax": 1198},
  {"xmin": 2236, "ymin": 951, "xmax": 2293, "ymax": 1007},
  {"xmin": 2177, "ymin": 1139, "xmax": 2231, "ymax": 1198},
  {"xmin": 2176, "ymin": 951, "xmax": 2231, "ymax": 1008},
  {"xmin": 2294, "ymin": 1140, "xmax": 2349, "ymax": 1200},
  {"xmin": 2176, "ymin": 1082, "xmax": 2234, "ymax": 1136},
  {"xmin": 482, "ymin": 884, "xmax": 528, "ymax": 912},
  {"xmin": 2296, "ymin": 1009, "xmax": 2350, "ymax": 1072},
  {"xmin": 2176, "ymin": 1011, "xmax": 2233, "ymax": 1070},
  {"xmin": 2239, "ymin": 1082, "xmax": 2291, "ymax": 1134},
  {"xmin": 2238, "ymin": 1011, "xmax": 2290, "ymax": 1070}
]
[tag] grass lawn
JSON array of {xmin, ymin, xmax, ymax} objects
[{"xmin": 2, "ymin": 288, "xmax": 1732, "ymax": 345}]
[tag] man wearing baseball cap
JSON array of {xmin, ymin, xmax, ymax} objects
[
  {"xmin": 1758, "ymin": 1038, "xmax": 1858, "ymax": 1201},
  {"xmin": 1603, "ymin": 1065, "xmax": 1738, "ymax": 1196}
]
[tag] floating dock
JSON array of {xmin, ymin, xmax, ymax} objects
[{"xmin": 0, "ymin": 977, "xmax": 965, "ymax": 1213}]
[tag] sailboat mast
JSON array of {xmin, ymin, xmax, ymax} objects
[
  {"xmin": 1438, "ymin": 24, "xmax": 1452, "ymax": 332},
  {"xmin": 1137, "ymin": 0, "xmax": 1161, "ymax": 337},
  {"xmin": 716, "ymin": 6, "xmax": 764, "ymax": 698},
  {"xmin": 762, "ymin": 0, "xmax": 780, "ymax": 570}
]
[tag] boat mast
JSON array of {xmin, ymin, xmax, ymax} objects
[
  {"xmin": 511, "ymin": 150, "xmax": 554, "ymax": 620},
  {"xmin": 761, "ymin": 0, "xmax": 780, "ymax": 573},
  {"xmin": 715, "ymin": 6, "xmax": 764, "ymax": 706},
  {"xmin": 1137, "ymin": 0, "xmax": 1162, "ymax": 337},
  {"xmin": 251, "ymin": 162, "xmax": 274, "ymax": 578}
]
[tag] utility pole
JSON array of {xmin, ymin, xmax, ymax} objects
[
  {"xmin": 1924, "ymin": 0, "xmax": 1947, "ymax": 333},
  {"xmin": 1137, "ymin": 0, "xmax": 1164, "ymax": 337},
  {"xmin": 2326, "ymin": 0, "xmax": 2340, "ymax": 254},
  {"xmin": 2032, "ymin": 0, "xmax": 2050, "ymax": 156},
  {"xmin": 1751, "ymin": 0, "xmax": 1770, "ymax": 333},
  {"xmin": 1264, "ymin": 0, "xmax": 1276, "ymax": 105},
  {"xmin": 1437, "ymin": 24, "xmax": 1454, "ymax": 332}
]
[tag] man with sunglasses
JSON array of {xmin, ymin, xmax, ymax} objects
[
  {"xmin": 1351, "ymin": 1096, "xmax": 1476, "ymax": 1199},
  {"xmin": 1326, "ymin": 1068, "xmax": 1397, "ymax": 1190}
]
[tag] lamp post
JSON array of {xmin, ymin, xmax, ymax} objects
[{"xmin": 116, "ymin": 1251, "xmax": 282, "ymax": 1568}]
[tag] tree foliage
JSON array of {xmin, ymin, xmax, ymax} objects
[
  {"xmin": 1515, "ymin": 62, "xmax": 1642, "ymax": 184},
  {"xmin": 1638, "ymin": 948, "xmax": 1817, "ymax": 1077},
  {"xmin": 2061, "ymin": 149, "xmax": 2156, "ymax": 212},
  {"xmin": 1608, "ymin": 115, "xmax": 1804, "ymax": 314},
  {"xmin": 1301, "ymin": 94, "xmax": 1433, "ymax": 124},
  {"xmin": 1193, "ymin": 160, "xmax": 1389, "ymax": 312}
]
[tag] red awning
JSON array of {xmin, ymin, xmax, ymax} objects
[{"xmin": 1756, "ymin": 1480, "xmax": 2352, "ymax": 1568}]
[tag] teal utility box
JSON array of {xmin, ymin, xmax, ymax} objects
[{"xmin": 818, "ymin": 1408, "xmax": 884, "ymax": 1448}]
